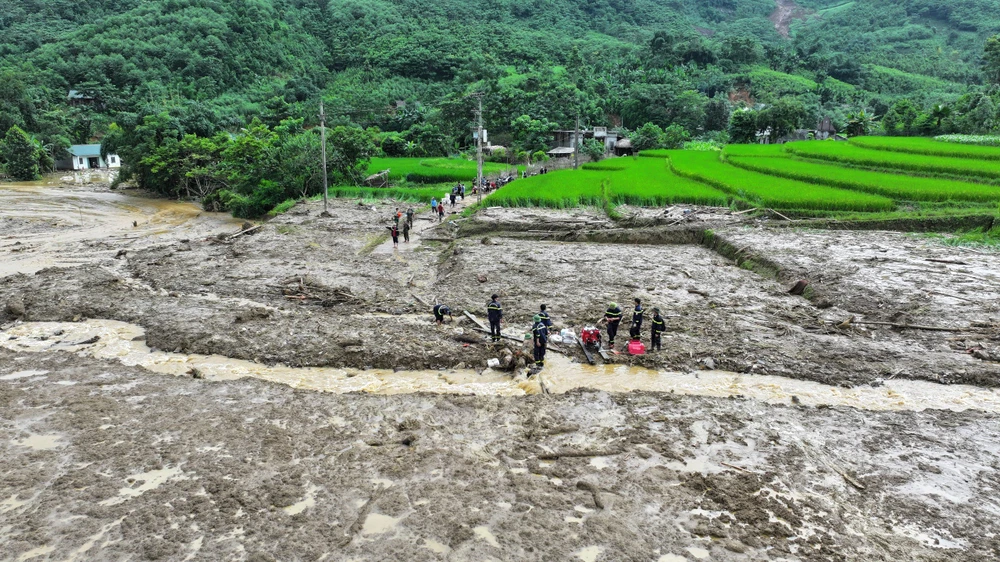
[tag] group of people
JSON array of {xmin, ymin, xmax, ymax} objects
[
  {"xmin": 386, "ymin": 207, "xmax": 415, "ymax": 248},
  {"xmin": 432, "ymin": 295, "xmax": 667, "ymax": 370},
  {"xmin": 602, "ymin": 298, "xmax": 666, "ymax": 352}
]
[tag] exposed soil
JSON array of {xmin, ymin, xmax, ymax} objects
[
  {"xmin": 3, "ymin": 181, "xmax": 1000, "ymax": 559},
  {"xmin": 770, "ymin": 0, "xmax": 813, "ymax": 38}
]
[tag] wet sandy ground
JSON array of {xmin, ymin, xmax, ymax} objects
[
  {"xmin": 2, "ymin": 349, "xmax": 999, "ymax": 561},
  {"xmin": 3, "ymin": 183, "xmax": 1000, "ymax": 559}
]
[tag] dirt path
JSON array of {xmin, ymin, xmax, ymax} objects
[{"xmin": 372, "ymin": 189, "xmax": 475, "ymax": 254}]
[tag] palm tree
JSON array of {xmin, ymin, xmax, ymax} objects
[
  {"xmin": 931, "ymin": 104, "xmax": 952, "ymax": 129},
  {"xmin": 845, "ymin": 109, "xmax": 874, "ymax": 137}
]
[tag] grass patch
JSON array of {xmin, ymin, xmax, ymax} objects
[
  {"xmin": 924, "ymin": 226, "xmax": 1000, "ymax": 248},
  {"xmin": 849, "ymin": 136, "xmax": 1000, "ymax": 160},
  {"xmin": 367, "ymin": 157, "xmax": 518, "ymax": 184},
  {"xmin": 668, "ymin": 150, "xmax": 895, "ymax": 212},
  {"xmin": 936, "ymin": 135, "xmax": 1000, "ymax": 147},
  {"xmin": 784, "ymin": 141, "xmax": 1000, "ymax": 182},
  {"xmin": 267, "ymin": 198, "xmax": 298, "ymax": 217},
  {"xmin": 727, "ymin": 156, "xmax": 1000, "ymax": 203}
]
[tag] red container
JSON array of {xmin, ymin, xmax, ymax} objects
[{"xmin": 627, "ymin": 340, "xmax": 646, "ymax": 355}]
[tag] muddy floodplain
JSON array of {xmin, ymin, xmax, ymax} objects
[{"xmin": 2, "ymin": 183, "xmax": 1000, "ymax": 560}]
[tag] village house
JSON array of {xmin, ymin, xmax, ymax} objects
[
  {"xmin": 547, "ymin": 127, "xmax": 622, "ymax": 158},
  {"xmin": 55, "ymin": 145, "xmax": 122, "ymax": 171}
]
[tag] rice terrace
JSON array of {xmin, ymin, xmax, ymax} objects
[{"xmin": 5, "ymin": 0, "xmax": 1000, "ymax": 560}]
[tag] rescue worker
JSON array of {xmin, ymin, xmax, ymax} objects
[
  {"xmin": 538, "ymin": 304, "xmax": 553, "ymax": 328},
  {"xmin": 531, "ymin": 314, "xmax": 548, "ymax": 367},
  {"xmin": 433, "ymin": 304, "xmax": 453, "ymax": 324},
  {"xmin": 487, "ymin": 294, "xmax": 503, "ymax": 342},
  {"xmin": 629, "ymin": 298, "xmax": 644, "ymax": 339},
  {"xmin": 650, "ymin": 308, "xmax": 665, "ymax": 351},
  {"xmin": 604, "ymin": 302, "xmax": 623, "ymax": 348}
]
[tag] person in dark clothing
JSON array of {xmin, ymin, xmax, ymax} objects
[
  {"xmin": 487, "ymin": 294, "xmax": 503, "ymax": 342},
  {"xmin": 438, "ymin": 204, "xmax": 445, "ymax": 222},
  {"xmin": 629, "ymin": 298, "xmax": 644, "ymax": 339},
  {"xmin": 450, "ymin": 191, "xmax": 457, "ymax": 207},
  {"xmin": 650, "ymin": 308, "xmax": 665, "ymax": 351},
  {"xmin": 402, "ymin": 220, "xmax": 410, "ymax": 243},
  {"xmin": 604, "ymin": 302, "xmax": 623, "ymax": 347},
  {"xmin": 433, "ymin": 304, "xmax": 453, "ymax": 324},
  {"xmin": 387, "ymin": 224, "xmax": 399, "ymax": 248},
  {"xmin": 531, "ymin": 314, "xmax": 548, "ymax": 367},
  {"xmin": 405, "ymin": 207, "xmax": 414, "ymax": 228},
  {"xmin": 538, "ymin": 304, "xmax": 553, "ymax": 328}
]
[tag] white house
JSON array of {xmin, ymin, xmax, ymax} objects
[{"xmin": 56, "ymin": 144, "xmax": 122, "ymax": 171}]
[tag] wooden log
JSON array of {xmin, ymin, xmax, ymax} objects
[
  {"xmin": 463, "ymin": 311, "xmax": 488, "ymax": 331},
  {"xmin": 228, "ymin": 224, "xmax": 263, "ymax": 240},
  {"xmin": 579, "ymin": 337, "xmax": 595, "ymax": 365},
  {"xmin": 411, "ymin": 293, "xmax": 431, "ymax": 307},
  {"xmin": 927, "ymin": 258, "xmax": 969, "ymax": 266},
  {"xmin": 847, "ymin": 319, "xmax": 985, "ymax": 333}
]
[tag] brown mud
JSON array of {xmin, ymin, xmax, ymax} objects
[
  {"xmin": 2, "ymin": 181, "xmax": 1000, "ymax": 559},
  {"xmin": 770, "ymin": 0, "xmax": 813, "ymax": 38}
]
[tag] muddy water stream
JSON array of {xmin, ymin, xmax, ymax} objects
[
  {"xmin": 0, "ymin": 178, "xmax": 241, "ymax": 276},
  {"xmin": 4, "ymin": 320, "xmax": 1000, "ymax": 412}
]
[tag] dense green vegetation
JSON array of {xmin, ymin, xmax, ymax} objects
[
  {"xmin": 366, "ymin": 158, "xmax": 516, "ymax": 184},
  {"xmin": 849, "ymin": 136, "xmax": 1000, "ymax": 159},
  {"xmin": 3, "ymin": 0, "xmax": 1000, "ymax": 215}
]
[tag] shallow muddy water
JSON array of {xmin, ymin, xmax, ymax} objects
[
  {"xmin": 0, "ymin": 179, "xmax": 240, "ymax": 276},
  {"xmin": 4, "ymin": 320, "xmax": 1000, "ymax": 412}
]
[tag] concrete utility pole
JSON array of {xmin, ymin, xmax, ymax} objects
[
  {"xmin": 319, "ymin": 100, "xmax": 329, "ymax": 214},
  {"xmin": 471, "ymin": 93, "xmax": 485, "ymax": 204},
  {"xmin": 573, "ymin": 113, "xmax": 581, "ymax": 170}
]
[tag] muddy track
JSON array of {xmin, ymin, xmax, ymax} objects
[{"xmin": 3, "ymin": 349, "xmax": 1000, "ymax": 561}]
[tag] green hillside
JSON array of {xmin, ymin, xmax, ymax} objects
[{"xmin": 3, "ymin": 0, "xmax": 1000, "ymax": 217}]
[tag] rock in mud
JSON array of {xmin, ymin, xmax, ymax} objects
[{"xmin": 4, "ymin": 298, "xmax": 25, "ymax": 318}]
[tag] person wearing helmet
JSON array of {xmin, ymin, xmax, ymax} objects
[
  {"xmin": 487, "ymin": 294, "xmax": 503, "ymax": 342},
  {"xmin": 531, "ymin": 313, "xmax": 549, "ymax": 368},
  {"xmin": 604, "ymin": 302, "xmax": 623, "ymax": 348}
]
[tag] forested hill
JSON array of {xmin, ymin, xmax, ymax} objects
[{"xmin": 3, "ymin": 0, "xmax": 1000, "ymax": 203}]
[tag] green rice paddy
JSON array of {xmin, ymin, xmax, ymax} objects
[
  {"xmin": 354, "ymin": 142, "xmax": 1000, "ymax": 221},
  {"xmin": 367, "ymin": 157, "xmax": 518, "ymax": 183}
]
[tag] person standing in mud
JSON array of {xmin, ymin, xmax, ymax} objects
[
  {"xmin": 387, "ymin": 224, "xmax": 399, "ymax": 249},
  {"xmin": 405, "ymin": 207, "xmax": 414, "ymax": 228},
  {"xmin": 538, "ymin": 304, "xmax": 552, "ymax": 328},
  {"xmin": 604, "ymin": 302, "xmax": 623, "ymax": 348},
  {"xmin": 393, "ymin": 208, "xmax": 401, "ymax": 226},
  {"xmin": 531, "ymin": 314, "xmax": 548, "ymax": 368},
  {"xmin": 402, "ymin": 219, "xmax": 410, "ymax": 243},
  {"xmin": 487, "ymin": 294, "xmax": 503, "ymax": 342},
  {"xmin": 431, "ymin": 198, "xmax": 438, "ymax": 215},
  {"xmin": 650, "ymin": 308, "xmax": 665, "ymax": 351},
  {"xmin": 433, "ymin": 304, "xmax": 453, "ymax": 324},
  {"xmin": 438, "ymin": 203, "xmax": 445, "ymax": 222},
  {"xmin": 629, "ymin": 298, "xmax": 644, "ymax": 340}
]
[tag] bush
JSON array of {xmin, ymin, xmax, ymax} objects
[{"xmin": 1, "ymin": 125, "xmax": 41, "ymax": 180}]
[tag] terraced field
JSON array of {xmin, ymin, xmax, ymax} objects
[
  {"xmin": 454, "ymin": 138, "xmax": 1000, "ymax": 221},
  {"xmin": 367, "ymin": 157, "xmax": 518, "ymax": 183}
]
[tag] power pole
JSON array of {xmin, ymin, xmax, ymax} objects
[
  {"xmin": 471, "ymin": 93, "xmax": 485, "ymax": 204},
  {"xmin": 319, "ymin": 100, "xmax": 329, "ymax": 214},
  {"xmin": 573, "ymin": 113, "xmax": 581, "ymax": 170}
]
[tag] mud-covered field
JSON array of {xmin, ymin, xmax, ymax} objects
[{"xmin": 2, "ymin": 181, "xmax": 1000, "ymax": 560}]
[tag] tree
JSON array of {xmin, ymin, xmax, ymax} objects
[
  {"xmin": 758, "ymin": 98, "xmax": 807, "ymax": 143},
  {"xmin": 728, "ymin": 110, "xmax": 759, "ymax": 144},
  {"xmin": 703, "ymin": 99, "xmax": 731, "ymax": 132},
  {"xmin": 1, "ymin": 126, "xmax": 41, "ymax": 180},
  {"xmin": 581, "ymin": 138, "xmax": 606, "ymax": 161},
  {"xmin": 985, "ymin": 35, "xmax": 1000, "ymax": 86},
  {"xmin": 327, "ymin": 126, "xmax": 379, "ymax": 186},
  {"xmin": 629, "ymin": 122, "xmax": 665, "ymax": 151},
  {"xmin": 511, "ymin": 115, "xmax": 557, "ymax": 154},
  {"xmin": 661, "ymin": 124, "xmax": 691, "ymax": 149},
  {"xmin": 931, "ymin": 104, "xmax": 952, "ymax": 129},
  {"xmin": 845, "ymin": 109, "xmax": 874, "ymax": 137}
]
